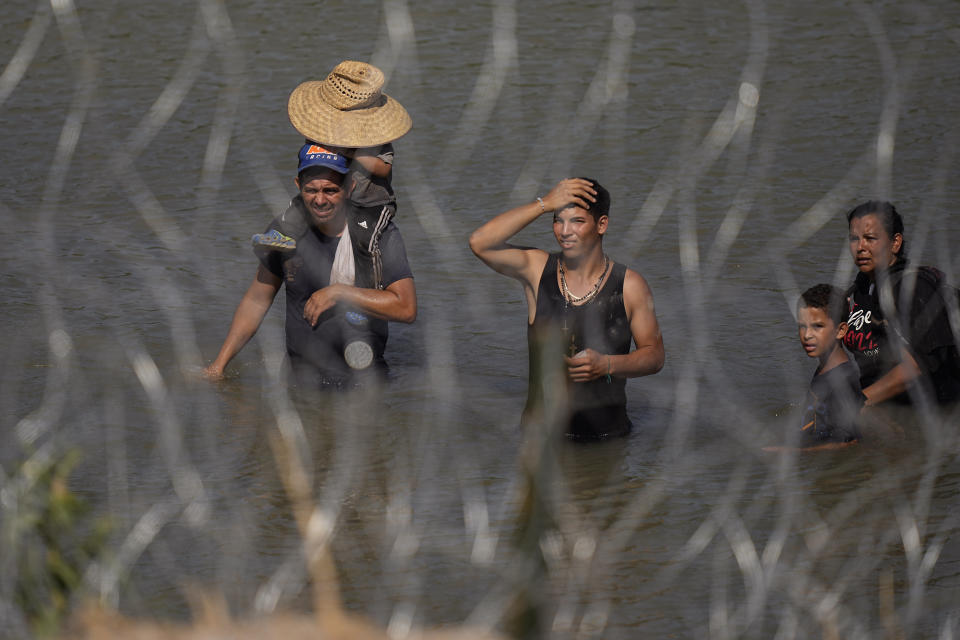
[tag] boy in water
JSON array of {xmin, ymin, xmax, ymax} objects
[{"xmin": 793, "ymin": 284, "xmax": 865, "ymax": 449}]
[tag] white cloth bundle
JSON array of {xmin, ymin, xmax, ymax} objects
[{"xmin": 329, "ymin": 225, "xmax": 355, "ymax": 286}]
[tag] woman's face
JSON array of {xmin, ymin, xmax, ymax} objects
[{"xmin": 848, "ymin": 213, "xmax": 902, "ymax": 277}]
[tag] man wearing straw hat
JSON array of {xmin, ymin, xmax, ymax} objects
[
  {"xmin": 258, "ymin": 60, "xmax": 412, "ymax": 293},
  {"xmin": 470, "ymin": 178, "xmax": 664, "ymax": 440},
  {"xmin": 204, "ymin": 146, "xmax": 416, "ymax": 387},
  {"xmin": 205, "ymin": 62, "xmax": 417, "ymax": 387}
]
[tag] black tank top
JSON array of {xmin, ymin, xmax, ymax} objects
[{"xmin": 524, "ymin": 253, "xmax": 633, "ymax": 440}]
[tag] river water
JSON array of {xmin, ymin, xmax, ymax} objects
[{"xmin": 2, "ymin": 0, "xmax": 960, "ymax": 637}]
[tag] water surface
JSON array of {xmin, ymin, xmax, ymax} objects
[{"xmin": 2, "ymin": 1, "xmax": 960, "ymax": 637}]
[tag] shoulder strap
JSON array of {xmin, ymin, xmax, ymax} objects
[
  {"xmin": 610, "ymin": 260, "xmax": 627, "ymax": 293},
  {"xmin": 537, "ymin": 253, "xmax": 559, "ymax": 295}
]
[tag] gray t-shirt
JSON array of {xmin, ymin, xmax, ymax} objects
[
  {"xmin": 261, "ymin": 217, "xmax": 412, "ymax": 382},
  {"xmin": 349, "ymin": 144, "xmax": 396, "ymax": 208}
]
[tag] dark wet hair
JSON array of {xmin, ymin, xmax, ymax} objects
[
  {"xmin": 575, "ymin": 177, "xmax": 611, "ymax": 221},
  {"xmin": 798, "ymin": 283, "xmax": 847, "ymax": 326},
  {"xmin": 846, "ymin": 200, "xmax": 906, "ymax": 258}
]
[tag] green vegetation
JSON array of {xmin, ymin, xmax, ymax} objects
[{"xmin": 5, "ymin": 449, "xmax": 111, "ymax": 637}]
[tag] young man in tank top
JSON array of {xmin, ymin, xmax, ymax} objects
[{"xmin": 469, "ymin": 178, "xmax": 665, "ymax": 440}]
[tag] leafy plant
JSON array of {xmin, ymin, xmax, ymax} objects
[{"xmin": 6, "ymin": 449, "xmax": 111, "ymax": 637}]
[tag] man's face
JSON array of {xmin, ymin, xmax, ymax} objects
[
  {"xmin": 296, "ymin": 169, "xmax": 346, "ymax": 228},
  {"xmin": 552, "ymin": 205, "xmax": 607, "ymax": 258}
]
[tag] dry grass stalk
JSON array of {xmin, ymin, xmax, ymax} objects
[{"xmin": 61, "ymin": 431, "xmax": 508, "ymax": 640}]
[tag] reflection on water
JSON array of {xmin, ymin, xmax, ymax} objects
[{"xmin": 3, "ymin": 0, "xmax": 960, "ymax": 637}]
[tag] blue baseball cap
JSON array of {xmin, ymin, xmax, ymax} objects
[{"xmin": 297, "ymin": 143, "xmax": 349, "ymax": 175}]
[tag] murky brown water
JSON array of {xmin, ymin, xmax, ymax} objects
[{"xmin": 3, "ymin": 0, "xmax": 960, "ymax": 637}]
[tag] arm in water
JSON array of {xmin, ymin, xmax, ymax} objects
[{"xmin": 204, "ymin": 265, "xmax": 282, "ymax": 381}]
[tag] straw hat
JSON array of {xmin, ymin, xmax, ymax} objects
[{"xmin": 287, "ymin": 61, "xmax": 412, "ymax": 148}]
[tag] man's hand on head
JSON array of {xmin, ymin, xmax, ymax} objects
[{"xmin": 542, "ymin": 178, "xmax": 597, "ymax": 214}]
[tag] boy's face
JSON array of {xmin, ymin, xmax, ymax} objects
[{"xmin": 797, "ymin": 305, "xmax": 847, "ymax": 360}]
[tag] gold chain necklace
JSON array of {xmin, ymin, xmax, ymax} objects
[{"xmin": 559, "ymin": 255, "xmax": 609, "ymax": 305}]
